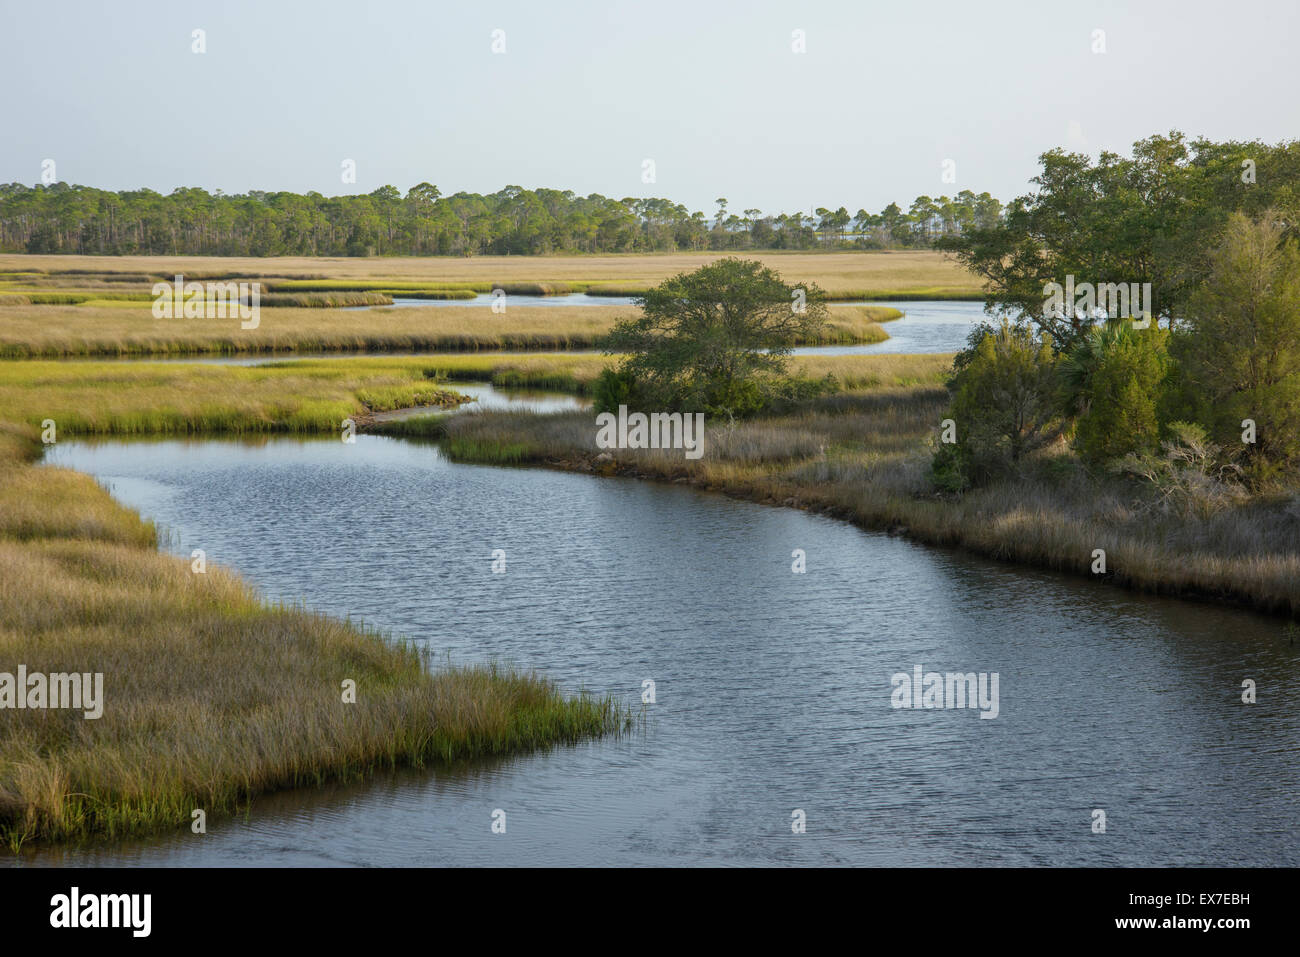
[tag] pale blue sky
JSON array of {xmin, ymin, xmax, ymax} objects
[{"xmin": 3, "ymin": 0, "xmax": 1297, "ymax": 213}]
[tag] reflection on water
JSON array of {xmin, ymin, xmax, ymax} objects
[
  {"xmin": 23, "ymin": 435, "xmax": 1300, "ymax": 867},
  {"xmin": 797, "ymin": 300, "xmax": 992, "ymax": 355},
  {"xmin": 365, "ymin": 381, "xmax": 590, "ymax": 419},
  {"xmin": 452, "ymin": 382, "xmax": 590, "ymax": 414}
]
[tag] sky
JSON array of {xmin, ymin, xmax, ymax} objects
[{"xmin": 3, "ymin": 0, "xmax": 1298, "ymax": 215}]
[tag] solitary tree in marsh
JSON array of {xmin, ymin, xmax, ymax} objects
[{"xmin": 600, "ymin": 258, "xmax": 829, "ymax": 418}]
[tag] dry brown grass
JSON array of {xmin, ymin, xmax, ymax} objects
[{"xmin": 0, "ymin": 250, "xmax": 982, "ymax": 297}]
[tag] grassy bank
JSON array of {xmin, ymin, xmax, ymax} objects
[
  {"xmin": 434, "ymin": 390, "xmax": 1300, "ymax": 619},
  {"xmin": 0, "ymin": 353, "xmax": 951, "ymax": 440},
  {"xmin": 0, "ymin": 359, "xmax": 475, "ymax": 436},
  {"xmin": 408, "ymin": 351, "xmax": 952, "ymax": 397},
  {"xmin": 0, "ymin": 302, "xmax": 899, "ymax": 358},
  {"xmin": 0, "ymin": 373, "xmax": 628, "ymax": 848}
]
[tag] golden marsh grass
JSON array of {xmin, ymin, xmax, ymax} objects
[
  {"xmin": 0, "ymin": 302, "xmax": 898, "ymax": 358},
  {"xmin": 0, "ymin": 250, "xmax": 983, "ymax": 298},
  {"xmin": 0, "ymin": 363, "xmax": 629, "ymax": 847}
]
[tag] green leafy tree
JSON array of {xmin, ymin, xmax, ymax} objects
[
  {"xmin": 1173, "ymin": 211, "xmax": 1300, "ymax": 481},
  {"xmin": 603, "ymin": 258, "xmax": 828, "ymax": 418},
  {"xmin": 941, "ymin": 132, "xmax": 1300, "ymax": 351}
]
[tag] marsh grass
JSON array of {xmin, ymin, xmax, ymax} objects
[
  {"xmin": 366, "ymin": 413, "xmax": 450, "ymax": 438},
  {"xmin": 416, "ymin": 351, "xmax": 948, "ymax": 397},
  {"xmin": 792, "ymin": 352, "xmax": 953, "ymax": 389},
  {"xmin": 0, "ymin": 301, "xmax": 897, "ymax": 358},
  {"xmin": 585, "ymin": 283, "xmax": 982, "ymax": 301},
  {"xmin": 25, "ymin": 292, "xmax": 153, "ymax": 305},
  {"xmin": 445, "ymin": 437, "xmax": 536, "ymax": 463},
  {"xmin": 440, "ymin": 387, "xmax": 1300, "ymax": 617},
  {"xmin": 269, "ymin": 280, "xmax": 584, "ymax": 295},
  {"xmin": 0, "ymin": 523, "xmax": 629, "ymax": 847},
  {"xmin": 0, "ymin": 363, "xmax": 628, "ymax": 848},
  {"xmin": 0, "ymin": 353, "xmax": 950, "ymax": 447},
  {"xmin": 1, "ymin": 250, "xmax": 982, "ymax": 297},
  {"xmin": 258, "ymin": 291, "xmax": 393, "ymax": 307},
  {"xmin": 827, "ymin": 287, "xmax": 983, "ymax": 301},
  {"xmin": 0, "ymin": 359, "xmax": 470, "ymax": 437}
]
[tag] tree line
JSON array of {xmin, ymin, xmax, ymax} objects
[
  {"xmin": 935, "ymin": 131, "xmax": 1300, "ymax": 492},
  {"xmin": 577, "ymin": 131, "xmax": 1300, "ymax": 494},
  {"xmin": 0, "ymin": 180, "xmax": 1001, "ymax": 257}
]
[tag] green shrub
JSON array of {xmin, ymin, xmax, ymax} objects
[
  {"xmin": 929, "ymin": 442, "xmax": 970, "ymax": 493},
  {"xmin": 1061, "ymin": 323, "xmax": 1169, "ymax": 465},
  {"xmin": 1174, "ymin": 212, "xmax": 1300, "ymax": 483},
  {"xmin": 604, "ymin": 258, "xmax": 829, "ymax": 420},
  {"xmin": 592, "ymin": 368, "xmax": 641, "ymax": 415},
  {"xmin": 937, "ymin": 319, "xmax": 1059, "ymax": 484}
]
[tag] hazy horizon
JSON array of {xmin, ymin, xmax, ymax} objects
[{"xmin": 3, "ymin": 0, "xmax": 1298, "ymax": 214}]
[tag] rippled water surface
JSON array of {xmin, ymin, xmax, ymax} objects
[{"xmin": 26, "ymin": 435, "xmax": 1300, "ymax": 867}]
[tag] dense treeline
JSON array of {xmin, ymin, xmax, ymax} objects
[
  {"xmin": 941, "ymin": 132, "xmax": 1300, "ymax": 344},
  {"xmin": 0, "ymin": 180, "xmax": 1001, "ymax": 257},
  {"xmin": 936, "ymin": 132, "xmax": 1300, "ymax": 493}
]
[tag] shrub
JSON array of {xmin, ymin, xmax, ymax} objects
[
  {"xmin": 1060, "ymin": 323, "xmax": 1170, "ymax": 465},
  {"xmin": 1114, "ymin": 421, "xmax": 1247, "ymax": 518},
  {"xmin": 937, "ymin": 319, "xmax": 1059, "ymax": 484},
  {"xmin": 1173, "ymin": 212, "xmax": 1300, "ymax": 482},
  {"xmin": 929, "ymin": 442, "xmax": 971, "ymax": 494},
  {"xmin": 592, "ymin": 368, "xmax": 641, "ymax": 415}
]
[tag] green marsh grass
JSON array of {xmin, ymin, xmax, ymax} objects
[
  {"xmin": 0, "ymin": 358, "xmax": 469, "ymax": 437},
  {"xmin": 444, "ymin": 437, "xmax": 536, "ymax": 463},
  {"xmin": 366, "ymin": 413, "xmax": 450, "ymax": 438},
  {"xmin": 257, "ymin": 291, "xmax": 393, "ymax": 307},
  {"xmin": 0, "ymin": 354, "xmax": 952, "ymax": 443},
  {"xmin": 0, "ymin": 360, "xmax": 631, "ymax": 848},
  {"xmin": 0, "ymin": 518, "xmax": 630, "ymax": 847}
]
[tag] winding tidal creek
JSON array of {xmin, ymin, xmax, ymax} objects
[{"xmin": 26, "ymin": 427, "xmax": 1300, "ymax": 867}]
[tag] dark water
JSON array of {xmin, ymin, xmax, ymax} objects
[{"xmin": 26, "ymin": 434, "xmax": 1300, "ymax": 867}]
